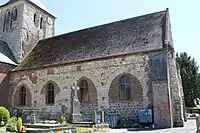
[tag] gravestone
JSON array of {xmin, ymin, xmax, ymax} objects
[
  {"xmin": 71, "ymin": 81, "xmax": 82, "ymax": 122},
  {"xmin": 196, "ymin": 115, "xmax": 200, "ymax": 133},
  {"xmin": 20, "ymin": 109, "xmax": 39, "ymax": 123},
  {"xmin": 100, "ymin": 110, "xmax": 105, "ymax": 123},
  {"xmin": 92, "ymin": 110, "xmax": 105, "ymax": 124},
  {"xmin": 31, "ymin": 113, "xmax": 36, "ymax": 124},
  {"xmin": 92, "ymin": 110, "xmax": 98, "ymax": 124}
]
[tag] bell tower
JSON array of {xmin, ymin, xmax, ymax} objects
[{"xmin": 0, "ymin": 0, "xmax": 56, "ymax": 63}]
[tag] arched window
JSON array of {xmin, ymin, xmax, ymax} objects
[
  {"xmin": 12, "ymin": 8, "xmax": 18, "ymax": 21},
  {"xmin": 20, "ymin": 86, "xmax": 26, "ymax": 106},
  {"xmin": 46, "ymin": 83, "xmax": 55, "ymax": 104},
  {"xmin": 40, "ymin": 17, "xmax": 43, "ymax": 29},
  {"xmin": 3, "ymin": 14, "xmax": 6, "ymax": 32},
  {"xmin": 119, "ymin": 75, "xmax": 131, "ymax": 100},
  {"xmin": 79, "ymin": 79, "xmax": 89, "ymax": 102},
  {"xmin": 34, "ymin": 13, "xmax": 37, "ymax": 24},
  {"xmin": 6, "ymin": 11, "xmax": 11, "ymax": 30}
]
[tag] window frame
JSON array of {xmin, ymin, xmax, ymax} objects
[
  {"xmin": 46, "ymin": 83, "xmax": 55, "ymax": 105},
  {"xmin": 40, "ymin": 17, "xmax": 43, "ymax": 29},
  {"xmin": 79, "ymin": 79, "xmax": 89, "ymax": 102},
  {"xmin": 119, "ymin": 75, "xmax": 131, "ymax": 101},
  {"xmin": 3, "ymin": 14, "xmax": 6, "ymax": 32},
  {"xmin": 19, "ymin": 86, "xmax": 26, "ymax": 106}
]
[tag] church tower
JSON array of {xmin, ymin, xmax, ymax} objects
[{"xmin": 0, "ymin": 0, "xmax": 56, "ymax": 63}]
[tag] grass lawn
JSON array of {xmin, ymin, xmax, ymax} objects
[
  {"xmin": 77, "ymin": 127, "xmax": 109, "ymax": 133},
  {"xmin": 1, "ymin": 126, "xmax": 109, "ymax": 133}
]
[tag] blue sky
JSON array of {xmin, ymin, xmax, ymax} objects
[{"xmin": 1, "ymin": 0, "xmax": 200, "ymax": 65}]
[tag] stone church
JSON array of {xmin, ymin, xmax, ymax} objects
[{"xmin": 0, "ymin": 0, "xmax": 186, "ymax": 128}]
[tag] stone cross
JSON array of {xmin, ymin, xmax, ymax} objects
[
  {"xmin": 72, "ymin": 81, "xmax": 79, "ymax": 100},
  {"xmin": 71, "ymin": 81, "xmax": 82, "ymax": 122}
]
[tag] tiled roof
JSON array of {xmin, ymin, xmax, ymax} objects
[
  {"xmin": 14, "ymin": 9, "xmax": 168, "ymax": 71},
  {"xmin": 0, "ymin": 40, "xmax": 17, "ymax": 65}
]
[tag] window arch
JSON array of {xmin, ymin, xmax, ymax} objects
[
  {"xmin": 20, "ymin": 86, "xmax": 26, "ymax": 106},
  {"xmin": 34, "ymin": 13, "xmax": 37, "ymax": 24},
  {"xmin": 12, "ymin": 8, "xmax": 18, "ymax": 21},
  {"xmin": 40, "ymin": 17, "xmax": 43, "ymax": 29},
  {"xmin": 79, "ymin": 79, "xmax": 89, "ymax": 102},
  {"xmin": 119, "ymin": 75, "xmax": 131, "ymax": 100},
  {"xmin": 46, "ymin": 83, "xmax": 55, "ymax": 104},
  {"xmin": 6, "ymin": 11, "xmax": 11, "ymax": 30},
  {"xmin": 3, "ymin": 14, "xmax": 6, "ymax": 32}
]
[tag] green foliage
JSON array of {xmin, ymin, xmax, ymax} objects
[
  {"xmin": 65, "ymin": 112, "xmax": 72, "ymax": 123},
  {"xmin": 0, "ymin": 106, "xmax": 10, "ymax": 124},
  {"xmin": 59, "ymin": 115, "xmax": 66, "ymax": 124},
  {"xmin": 17, "ymin": 117, "xmax": 22, "ymax": 132},
  {"xmin": 176, "ymin": 52, "xmax": 200, "ymax": 107},
  {"xmin": 6, "ymin": 117, "xmax": 17, "ymax": 132},
  {"xmin": 64, "ymin": 123, "xmax": 71, "ymax": 127}
]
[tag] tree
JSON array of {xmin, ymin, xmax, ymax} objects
[{"xmin": 176, "ymin": 52, "xmax": 199, "ymax": 107}]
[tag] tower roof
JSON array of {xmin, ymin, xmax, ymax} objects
[
  {"xmin": 0, "ymin": 40, "xmax": 17, "ymax": 65},
  {"xmin": 1, "ymin": 0, "xmax": 55, "ymax": 17}
]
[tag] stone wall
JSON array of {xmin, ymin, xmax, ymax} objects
[
  {"xmin": 168, "ymin": 52, "xmax": 184, "ymax": 127},
  {"xmin": 8, "ymin": 52, "xmax": 151, "ymax": 122},
  {"xmin": 6, "ymin": 49, "xmax": 184, "ymax": 128},
  {"xmin": 0, "ymin": 1, "xmax": 55, "ymax": 63},
  {"xmin": 22, "ymin": 2, "xmax": 55, "ymax": 58},
  {"xmin": 151, "ymin": 51, "xmax": 173, "ymax": 128},
  {"xmin": 0, "ymin": 0, "xmax": 25, "ymax": 62}
]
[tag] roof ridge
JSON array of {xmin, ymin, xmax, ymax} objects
[{"xmin": 40, "ymin": 9, "xmax": 167, "ymax": 43}]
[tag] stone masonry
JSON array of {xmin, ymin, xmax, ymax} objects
[
  {"xmin": 8, "ymin": 53, "xmax": 151, "ymax": 121},
  {"xmin": 0, "ymin": 2, "xmax": 185, "ymax": 129},
  {"xmin": 0, "ymin": 0, "xmax": 55, "ymax": 63}
]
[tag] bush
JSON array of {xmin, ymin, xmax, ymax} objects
[
  {"xmin": 59, "ymin": 116, "xmax": 66, "ymax": 124},
  {"xmin": 6, "ymin": 117, "xmax": 17, "ymax": 132},
  {"xmin": 0, "ymin": 106, "xmax": 10, "ymax": 124},
  {"xmin": 64, "ymin": 123, "xmax": 71, "ymax": 127},
  {"xmin": 17, "ymin": 117, "xmax": 23, "ymax": 132}
]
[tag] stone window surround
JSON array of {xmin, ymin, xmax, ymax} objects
[
  {"xmin": 40, "ymin": 80, "xmax": 61, "ymax": 106},
  {"xmin": 109, "ymin": 73, "xmax": 143, "ymax": 103},
  {"xmin": 13, "ymin": 83, "xmax": 32, "ymax": 107},
  {"xmin": 12, "ymin": 7, "xmax": 18, "ymax": 21},
  {"xmin": 2, "ymin": 7, "xmax": 18, "ymax": 32}
]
